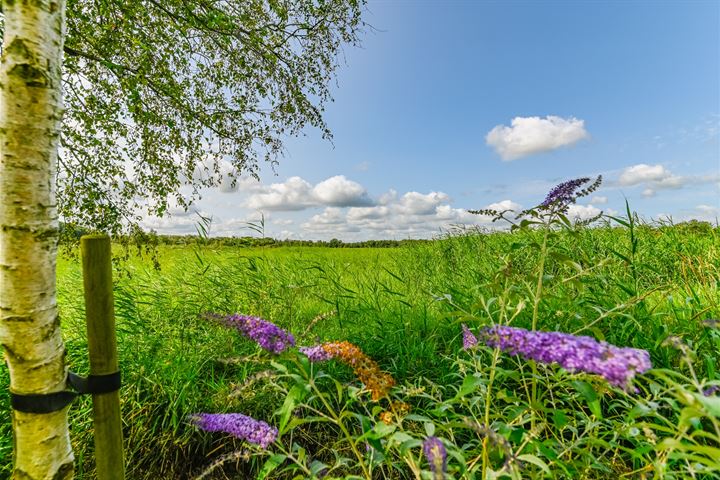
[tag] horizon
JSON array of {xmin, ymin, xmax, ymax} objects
[{"xmin": 141, "ymin": 0, "xmax": 720, "ymax": 241}]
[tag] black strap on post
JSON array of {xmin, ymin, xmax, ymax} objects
[
  {"xmin": 10, "ymin": 371, "xmax": 121, "ymax": 414},
  {"xmin": 68, "ymin": 371, "xmax": 122, "ymax": 395},
  {"xmin": 10, "ymin": 390, "xmax": 78, "ymax": 415}
]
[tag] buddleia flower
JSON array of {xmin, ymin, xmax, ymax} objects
[
  {"xmin": 211, "ymin": 313, "xmax": 295, "ymax": 354},
  {"xmin": 299, "ymin": 344, "xmax": 333, "ymax": 361},
  {"xmin": 480, "ymin": 325, "xmax": 651, "ymax": 388},
  {"xmin": 301, "ymin": 341, "xmax": 395, "ymax": 400},
  {"xmin": 703, "ymin": 385, "xmax": 720, "ymax": 397},
  {"xmin": 423, "ymin": 436, "xmax": 447, "ymax": 480},
  {"xmin": 540, "ymin": 175, "xmax": 602, "ymax": 210},
  {"xmin": 190, "ymin": 413, "xmax": 277, "ymax": 449},
  {"xmin": 462, "ymin": 324, "xmax": 478, "ymax": 350}
]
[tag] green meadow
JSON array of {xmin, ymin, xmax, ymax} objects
[{"xmin": 1, "ymin": 220, "xmax": 718, "ymax": 479}]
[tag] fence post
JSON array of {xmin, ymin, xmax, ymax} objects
[{"xmin": 81, "ymin": 234, "xmax": 125, "ymax": 479}]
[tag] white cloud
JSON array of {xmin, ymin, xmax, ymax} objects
[
  {"xmin": 302, "ymin": 208, "xmax": 362, "ymax": 234},
  {"xmin": 245, "ymin": 176, "xmax": 315, "ymax": 211},
  {"xmin": 271, "ymin": 218, "xmax": 294, "ymax": 226},
  {"xmin": 378, "ymin": 189, "xmax": 398, "ymax": 205},
  {"xmin": 567, "ymin": 204, "xmax": 602, "ymax": 221},
  {"xmin": 245, "ymin": 175, "xmax": 372, "ymax": 211},
  {"xmin": 487, "ymin": 199, "xmax": 522, "ymax": 212},
  {"xmin": 671, "ymin": 204, "xmax": 720, "ymax": 224},
  {"xmin": 396, "ymin": 191, "xmax": 450, "ymax": 215},
  {"xmin": 141, "ymin": 208, "xmax": 216, "ymax": 235},
  {"xmin": 590, "ymin": 195, "xmax": 608, "ymax": 205},
  {"xmin": 692, "ymin": 204, "xmax": 719, "ymax": 222},
  {"xmin": 653, "ymin": 176, "xmax": 685, "ymax": 189},
  {"xmin": 301, "ymin": 195, "xmax": 520, "ymax": 240},
  {"xmin": 618, "ymin": 164, "xmax": 671, "ymax": 186},
  {"xmin": 312, "ymin": 175, "xmax": 373, "ymax": 207},
  {"xmin": 355, "ymin": 161, "xmax": 370, "ymax": 172},
  {"xmin": 697, "ymin": 204, "xmax": 719, "ymax": 214},
  {"xmin": 486, "ymin": 115, "xmax": 589, "ymax": 160},
  {"xmin": 617, "ymin": 163, "xmax": 719, "ymax": 194},
  {"xmin": 347, "ymin": 206, "xmax": 390, "ymax": 221},
  {"xmin": 188, "ymin": 158, "xmax": 262, "ymax": 194},
  {"xmin": 306, "ymin": 207, "xmax": 346, "ymax": 226}
]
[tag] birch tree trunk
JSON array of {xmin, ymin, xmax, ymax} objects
[{"xmin": 0, "ymin": 1, "xmax": 73, "ymax": 479}]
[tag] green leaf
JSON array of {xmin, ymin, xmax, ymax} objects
[
  {"xmin": 309, "ymin": 460, "xmax": 330, "ymax": 476},
  {"xmin": 454, "ymin": 374, "xmax": 484, "ymax": 399},
  {"xmin": 693, "ymin": 393, "xmax": 720, "ymax": 417},
  {"xmin": 389, "ymin": 431, "xmax": 414, "ymax": 445},
  {"xmin": 517, "ymin": 454, "xmax": 551, "ymax": 475},
  {"xmin": 276, "ymin": 384, "xmax": 306, "ymax": 435},
  {"xmin": 256, "ymin": 454, "xmax": 286, "ymax": 480},
  {"xmin": 552, "ymin": 410, "xmax": 568, "ymax": 428},
  {"xmin": 548, "ymin": 251, "xmax": 573, "ymax": 263},
  {"xmin": 372, "ymin": 421, "xmax": 396, "ymax": 438},
  {"xmin": 572, "ymin": 380, "xmax": 603, "ymax": 419}
]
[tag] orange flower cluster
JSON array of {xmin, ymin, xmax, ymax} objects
[
  {"xmin": 379, "ymin": 411, "xmax": 394, "ymax": 424},
  {"xmin": 321, "ymin": 341, "xmax": 395, "ymax": 401},
  {"xmin": 380, "ymin": 401, "xmax": 411, "ymax": 424}
]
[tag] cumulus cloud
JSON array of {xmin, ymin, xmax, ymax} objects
[
  {"xmin": 141, "ymin": 207, "xmax": 216, "ymax": 235},
  {"xmin": 188, "ymin": 158, "xmax": 262, "ymax": 194},
  {"xmin": 486, "ymin": 199, "xmax": 522, "ymax": 212},
  {"xmin": 696, "ymin": 204, "xmax": 719, "ymax": 215},
  {"xmin": 618, "ymin": 164, "xmax": 671, "ymax": 186},
  {"xmin": 590, "ymin": 196, "xmax": 608, "ymax": 205},
  {"xmin": 271, "ymin": 218, "xmax": 294, "ymax": 226},
  {"xmin": 396, "ymin": 191, "xmax": 450, "ymax": 215},
  {"xmin": 347, "ymin": 206, "xmax": 390, "ymax": 221},
  {"xmin": 245, "ymin": 176, "xmax": 315, "ymax": 211},
  {"xmin": 306, "ymin": 207, "xmax": 346, "ymax": 226},
  {"xmin": 486, "ymin": 115, "xmax": 589, "ymax": 160},
  {"xmin": 312, "ymin": 176, "xmax": 373, "ymax": 207},
  {"xmin": 642, "ymin": 188, "xmax": 656, "ymax": 198},
  {"xmin": 692, "ymin": 204, "xmax": 719, "ymax": 222},
  {"xmin": 302, "ymin": 194, "xmax": 521, "ymax": 240},
  {"xmin": 245, "ymin": 175, "xmax": 372, "ymax": 211},
  {"xmin": 567, "ymin": 204, "xmax": 602, "ymax": 221},
  {"xmin": 617, "ymin": 163, "xmax": 718, "ymax": 194}
]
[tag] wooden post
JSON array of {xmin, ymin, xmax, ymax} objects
[{"xmin": 81, "ymin": 234, "xmax": 125, "ymax": 479}]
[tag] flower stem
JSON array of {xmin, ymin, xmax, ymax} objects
[
  {"xmin": 481, "ymin": 348, "xmax": 501, "ymax": 480},
  {"xmin": 308, "ymin": 379, "xmax": 371, "ymax": 479},
  {"xmin": 530, "ymin": 228, "xmax": 549, "ymax": 427}
]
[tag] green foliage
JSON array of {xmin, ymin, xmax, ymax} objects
[
  {"xmin": 127, "ymin": 233, "xmax": 431, "ymax": 249},
  {"xmin": 223, "ymin": 339, "xmax": 718, "ymax": 479},
  {"xmin": 1, "ymin": 1, "xmax": 366, "ymax": 235},
  {"xmin": 0, "ymin": 219, "xmax": 718, "ymax": 478}
]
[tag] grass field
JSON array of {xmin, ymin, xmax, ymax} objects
[{"xmin": 1, "ymin": 218, "xmax": 719, "ymax": 479}]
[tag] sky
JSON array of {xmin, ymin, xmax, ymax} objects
[{"xmin": 144, "ymin": 0, "xmax": 720, "ymax": 240}]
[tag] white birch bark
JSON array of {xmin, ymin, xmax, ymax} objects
[{"xmin": 0, "ymin": 0, "xmax": 73, "ymax": 479}]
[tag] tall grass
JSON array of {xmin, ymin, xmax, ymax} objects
[{"xmin": 0, "ymin": 218, "xmax": 718, "ymax": 478}]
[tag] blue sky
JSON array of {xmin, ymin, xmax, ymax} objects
[{"xmin": 147, "ymin": 0, "xmax": 720, "ymax": 239}]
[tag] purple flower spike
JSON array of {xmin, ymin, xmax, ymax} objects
[
  {"xmin": 218, "ymin": 314, "xmax": 295, "ymax": 354},
  {"xmin": 480, "ymin": 325, "xmax": 651, "ymax": 388},
  {"xmin": 703, "ymin": 385, "xmax": 720, "ymax": 397},
  {"xmin": 462, "ymin": 324, "xmax": 478, "ymax": 350},
  {"xmin": 423, "ymin": 436, "xmax": 447, "ymax": 480},
  {"xmin": 299, "ymin": 345, "xmax": 333, "ymax": 362},
  {"xmin": 191, "ymin": 413, "xmax": 278, "ymax": 449},
  {"xmin": 540, "ymin": 176, "xmax": 603, "ymax": 209},
  {"xmin": 541, "ymin": 177, "xmax": 590, "ymax": 207}
]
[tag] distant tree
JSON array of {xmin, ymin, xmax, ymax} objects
[{"xmin": 0, "ymin": 1, "xmax": 366, "ymax": 478}]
